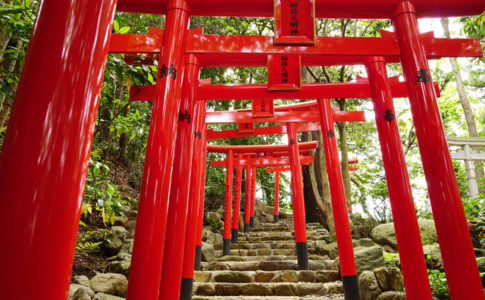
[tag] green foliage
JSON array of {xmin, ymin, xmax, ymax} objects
[
  {"xmin": 428, "ymin": 269, "xmax": 449, "ymax": 299},
  {"xmin": 460, "ymin": 13, "xmax": 485, "ymax": 64},
  {"xmin": 0, "ymin": 1, "xmax": 36, "ymax": 41},
  {"xmin": 112, "ymin": 20, "xmax": 130, "ymax": 34},
  {"xmin": 425, "ymin": 256, "xmax": 485, "ymax": 299},
  {"xmin": 460, "ymin": 13, "xmax": 485, "ymax": 40},
  {"xmin": 76, "ymin": 241, "xmax": 102, "ymax": 251},
  {"xmin": 0, "ymin": 0, "xmax": 38, "ymax": 134},
  {"xmin": 383, "ymin": 252, "xmax": 401, "ymax": 269},
  {"xmin": 203, "ymin": 214, "xmax": 223, "ymax": 232},
  {"xmin": 75, "ymin": 228, "xmax": 110, "ymax": 255},
  {"xmin": 350, "ymin": 213, "xmax": 380, "ymax": 239},
  {"xmin": 83, "ymin": 159, "xmax": 126, "ymax": 225},
  {"xmin": 462, "ymin": 193, "xmax": 485, "ymax": 221},
  {"xmin": 462, "ymin": 194, "xmax": 485, "ymax": 247},
  {"xmin": 427, "ymin": 255, "xmax": 485, "ymax": 299},
  {"xmin": 477, "ymin": 256, "xmax": 485, "ymax": 278},
  {"xmin": 324, "ymin": 233, "xmax": 336, "ymax": 243}
]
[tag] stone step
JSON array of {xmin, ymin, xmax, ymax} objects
[
  {"xmin": 250, "ymin": 225, "xmax": 293, "ymax": 232},
  {"xmin": 214, "ymin": 255, "xmax": 325, "ymax": 262},
  {"xmin": 194, "ymin": 270, "xmax": 339, "ymax": 283},
  {"xmin": 237, "ymin": 235, "xmax": 296, "ymax": 242},
  {"xmin": 214, "ymin": 248, "xmax": 296, "ymax": 257},
  {"xmin": 237, "ymin": 231, "xmax": 329, "ymax": 242},
  {"xmin": 241, "ymin": 228, "xmax": 326, "ymax": 236},
  {"xmin": 193, "ymin": 281, "xmax": 344, "ymax": 297},
  {"xmin": 202, "ymin": 260, "xmax": 337, "ymax": 272},
  {"xmin": 193, "ymin": 295, "xmax": 344, "ymax": 300},
  {"xmin": 215, "ymin": 241, "xmax": 319, "ymax": 250},
  {"xmin": 248, "ymin": 223, "xmax": 323, "ymax": 233}
]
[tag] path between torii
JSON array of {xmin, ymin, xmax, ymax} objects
[{"xmin": 192, "ymin": 215, "xmax": 345, "ymax": 299}]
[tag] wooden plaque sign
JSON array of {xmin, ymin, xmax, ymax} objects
[
  {"xmin": 252, "ymin": 99, "xmax": 275, "ymax": 117},
  {"xmin": 274, "ymin": 0, "xmax": 315, "ymax": 44},
  {"xmin": 267, "ymin": 54, "xmax": 301, "ymax": 90},
  {"xmin": 238, "ymin": 123, "xmax": 254, "ymax": 133}
]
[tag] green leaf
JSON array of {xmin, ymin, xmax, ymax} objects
[
  {"xmin": 0, "ymin": 6, "xmax": 23, "ymax": 16},
  {"xmin": 93, "ymin": 165, "xmax": 100, "ymax": 177},
  {"xmin": 113, "ymin": 20, "xmax": 119, "ymax": 33},
  {"xmin": 119, "ymin": 26, "xmax": 130, "ymax": 34}
]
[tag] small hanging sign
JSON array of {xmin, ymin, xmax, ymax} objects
[
  {"xmin": 252, "ymin": 99, "xmax": 275, "ymax": 117},
  {"xmin": 267, "ymin": 54, "xmax": 301, "ymax": 90},
  {"xmin": 238, "ymin": 123, "xmax": 254, "ymax": 133},
  {"xmin": 274, "ymin": 0, "xmax": 315, "ymax": 44}
]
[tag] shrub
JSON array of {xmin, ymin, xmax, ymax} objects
[{"xmin": 83, "ymin": 159, "xmax": 127, "ymax": 225}]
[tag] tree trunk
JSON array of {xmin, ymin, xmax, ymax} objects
[
  {"xmin": 336, "ymin": 100, "xmax": 352, "ymax": 211},
  {"xmin": 312, "ymin": 131, "xmax": 335, "ymax": 233},
  {"xmin": 118, "ymin": 86, "xmax": 129, "ymax": 163},
  {"xmin": 302, "ymin": 164, "xmax": 325, "ymax": 224},
  {"xmin": 0, "ymin": 0, "xmax": 13, "ymax": 64},
  {"xmin": 118, "ymin": 132, "xmax": 128, "ymax": 163},
  {"xmin": 441, "ymin": 18, "xmax": 484, "ymax": 193},
  {"xmin": 0, "ymin": 39, "xmax": 23, "ymax": 129},
  {"xmin": 0, "ymin": 32, "xmax": 11, "ymax": 65},
  {"xmin": 301, "ymin": 131, "xmax": 321, "ymax": 222}
]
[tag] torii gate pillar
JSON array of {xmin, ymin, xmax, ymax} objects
[
  {"xmin": 180, "ymin": 101, "xmax": 207, "ymax": 300},
  {"xmin": 127, "ymin": 0, "xmax": 191, "ymax": 298},
  {"xmin": 366, "ymin": 57, "xmax": 432, "ymax": 300},
  {"xmin": 0, "ymin": 1, "xmax": 117, "ymax": 299},
  {"xmin": 194, "ymin": 126, "xmax": 208, "ymax": 271},
  {"xmin": 232, "ymin": 159, "xmax": 243, "ymax": 242},
  {"xmin": 287, "ymin": 123, "xmax": 309, "ymax": 270},
  {"xmin": 393, "ymin": 2, "xmax": 484, "ymax": 299},
  {"xmin": 159, "ymin": 54, "xmax": 201, "ymax": 300},
  {"xmin": 274, "ymin": 169, "xmax": 281, "ymax": 222},
  {"xmin": 318, "ymin": 100, "xmax": 360, "ymax": 300},
  {"xmin": 250, "ymin": 166, "xmax": 257, "ymax": 227},
  {"xmin": 244, "ymin": 166, "xmax": 253, "ymax": 232},
  {"xmin": 223, "ymin": 150, "xmax": 234, "ymax": 255}
]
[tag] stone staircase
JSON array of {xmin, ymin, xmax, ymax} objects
[{"xmin": 192, "ymin": 217, "xmax": 345, "ymax": 299}]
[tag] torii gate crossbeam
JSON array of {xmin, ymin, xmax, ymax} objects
[{"xmin": 116, "ymin": 0, "xmax": 484, "ymax": 18}]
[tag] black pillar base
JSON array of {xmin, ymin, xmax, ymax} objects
[
  {"xmin": 222, "ymin": 238, "xmax": 231, "ymax": 256},
  {"xmin": 244, "ymin": 223, "xmax": 249, "ymax": 233},
  {"xmin": 194, "ymin": 245, "xmax": 202, "ymax": 271},
  {"xmin": 180, "ymin": 277, "xmax": 193, "ymax": 300},
  {"xmin": 296, "ymin": 242, "xmax": 309, "ymax": 270},
  {"xmin": 342, "ymin": 275, "xmax": 360, "ymax": 300},
  {"xmin": 231, "ymin": 229, "xmax": 238, "ymax": 243},
  {"xmin": 274, "ymin": 214, "xmax": 279, "ymax": 223},
  {"xmin": 249, "ymin": 217, "xmax": 254, "ymax": 227}
]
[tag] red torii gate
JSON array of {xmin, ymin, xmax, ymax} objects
[
  {"xmin": 210, "ymin": 149, "xmax": 316, "ymax": 247},
  {"xmin": 0, "ymin": 1, "xmax": 483, "ymax": 300},
  {"xmin": 208, "ymin": 142, "xmax": 317, "ymax": 238}
]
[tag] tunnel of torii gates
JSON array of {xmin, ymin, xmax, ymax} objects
[
  {"xmin": 0, "ymin": 0, "xmax": 484, "ymax": 300},
  {"xmin": 205, "ymin": 101, "xmax": 365, "ymax": 269}
]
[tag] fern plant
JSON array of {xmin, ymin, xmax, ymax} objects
[{"xmin": 76, "ymin": 241, "xmax": 102, "ymax": 251}]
